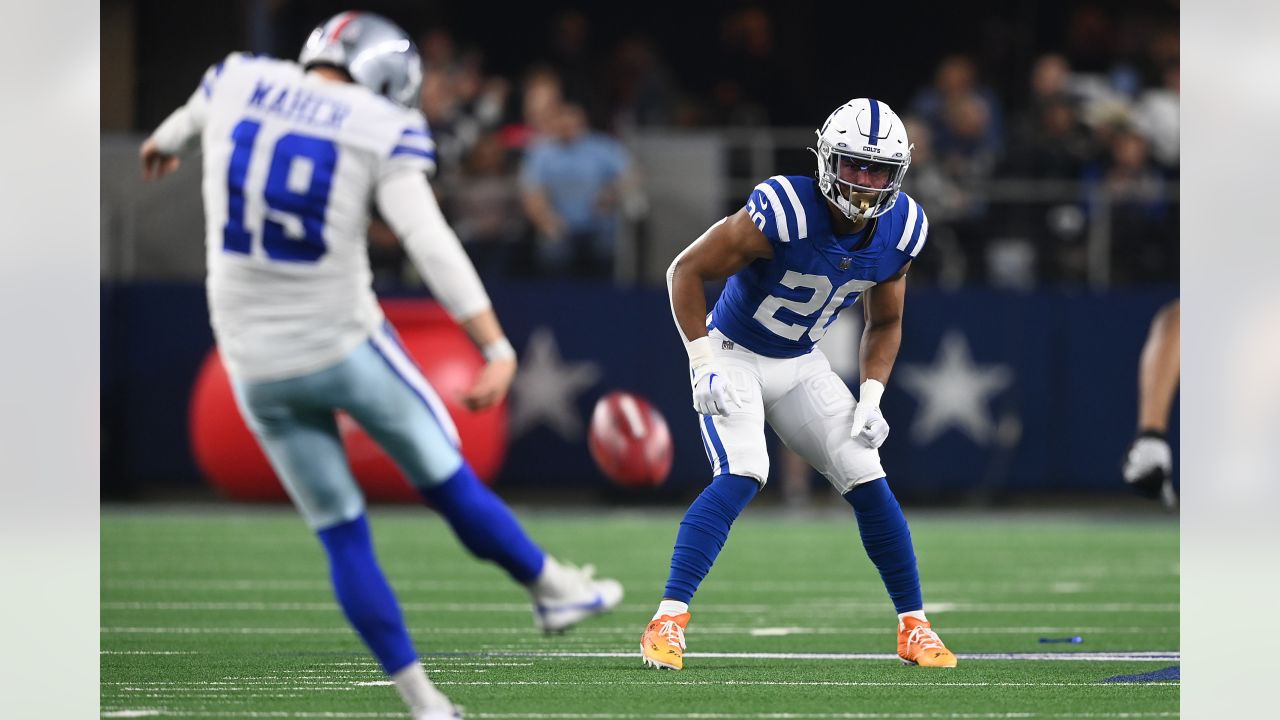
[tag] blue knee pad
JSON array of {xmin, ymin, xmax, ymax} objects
[
  {"xmin": 664, "ymin": 473, "xmax": 759, "ymax": 603},
  {"xmin": 418, "ymin": 463, "xmax": 546, "ymax": 583},
  {"xmin": 316, "ymin": 515, "xmax": 417, "ymax": 675},
  {"xmin": 844, "ymin": 478, "xmax": 923, "ymax": 614}
]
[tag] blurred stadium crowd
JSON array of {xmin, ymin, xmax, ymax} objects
[
  {"xmin": 107, "ymin": 1, "xmax": 1178, "ymax": 290},
  {"xmin": 370, "ymin": 5, "xmax": 1179, "ymax": 289}
]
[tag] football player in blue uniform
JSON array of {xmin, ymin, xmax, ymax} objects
[{"xmin": 641, "ymin": 98, "xmax": 957, "ymax": 670}]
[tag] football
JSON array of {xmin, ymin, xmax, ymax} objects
[{"xmin": 588, "ymin": 391, "xmax": 674, "ymax": 488}]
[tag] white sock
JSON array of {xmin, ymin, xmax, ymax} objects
[
  {"xmin": 391, "ymin": 661, "xmax": 452, "ymax": 712},
  {"xmin": 897, "ymin": 609, "xmax": 928, "ymax": 627},
  {"xmin": 654, "ymin": 600, "xmax": 689, "ymax": 619}
]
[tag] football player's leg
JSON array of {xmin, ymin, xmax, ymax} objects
[
  {"xmin": 768, "ymin": 357, "xmax": 953, "ymax": 665},
  {"xmin": 232, "ymin": 377, "xmax": 442, "ymax": 690},
  {"xmin": 347, "ymin": 329, "xmax": 621, "ymax": 630},
  {"xmin": 666, "ymin": 363, "xmax": 767, "ymax": 604},
  {"xmin": 644, "ymin": 363, "xmax": 765, "ymax": 670},
  {"xmin": 342, "ymin": 331, "xmax": 544, "ymax": 581}
]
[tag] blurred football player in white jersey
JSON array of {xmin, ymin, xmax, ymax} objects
[
  {"xmin": 140, "ymin": 12, "xmax": 622, "ymax": 719},
  {"xmin": 641, "ymin": 99, "xmax": 957, "ymax": 671}
]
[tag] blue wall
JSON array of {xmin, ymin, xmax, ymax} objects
[{"xmin": 101, "ymin": 282, "xmax": 1178, "ymax": 503}]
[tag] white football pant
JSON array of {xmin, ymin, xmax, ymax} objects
[
  {"xmin": 697, "ymin": 328, "xmax": 885, "ymax": 494},
  {"xmin": 230, "ymin": 322, "xmax": 462, "ymax": 529}
]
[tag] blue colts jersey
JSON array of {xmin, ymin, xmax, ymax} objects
[{"xmin": 709, "ymin": 175, "xmax": 928, "ymax": 358}]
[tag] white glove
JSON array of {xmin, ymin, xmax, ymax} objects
[
  {"xmin": 1123, "ymin": 433, "xmax": 1175, "ymax": 507},
  {"xmin": 686, "ymin": 336, "xmax": 742, "ymax": 417},
  {"xmin": 691, "ymin": 365, "xmax": 742, "ymax": 416},
  {"xmin": 850, "ymin": 379, "xmax": 890, "ymax": 448}
]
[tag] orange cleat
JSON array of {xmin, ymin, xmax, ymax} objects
[
  {"xmin": 641, "ymin": 612, "xmax": 690, "ymax": 670},
  {"xmin": 897, "ymin": 616, "xmax": 958, "ymax": 668}
]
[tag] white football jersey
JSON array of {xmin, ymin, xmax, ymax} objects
[{"xmin": 186, "ymin": 53, "xmax": 436, "ymax": 381}]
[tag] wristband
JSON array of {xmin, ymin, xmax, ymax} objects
[
  {"xmin": 858, "ymin": 379, "xmax": 885, "ymax": 409},
  {"xmin": 685, "ymin": 336, "xmax": 715, "ymax": 369},
  {"xmin": 482, "ymin": 337, "xmax": 516, "ymax": 362}
]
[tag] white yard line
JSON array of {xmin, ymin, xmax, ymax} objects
[
  {"xmin": 102, "ymin": 707, "xmax": 1177, "ymax": 712},
  {"xmin": 99, "ymin": 625, "xmax": 1178, "ymax": 636},
  {"xmin": 100, "ymin": 601, "xmax": 1177, "ymax": 613}
]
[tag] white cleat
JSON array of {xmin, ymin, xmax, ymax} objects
[{"xmin": 530, "ymin": 557, "xmax": 624, "ymax": 633}]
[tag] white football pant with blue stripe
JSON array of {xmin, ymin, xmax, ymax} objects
[
  {"xmin": 231, "ymin": 323, "xmax": 461, "ymax": 529},
  {"xmin": 698, "ymin": 328, "xmax": 885, "ymax": 493}
]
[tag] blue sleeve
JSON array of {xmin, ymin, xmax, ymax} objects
[{"xmin": 744, "ymin": 176, "xmax": 811, "ymax": 248}]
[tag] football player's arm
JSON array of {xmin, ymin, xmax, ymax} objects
[
  {"xmin": 375, "ymin": 170, "xmax": 516, "ymax": 411},
  {"xmin": 860, "ymin": 262, "xmax": 909, "ymax": 385},
  {"xmin": 667, "ymin": 209, "xmax": 772, "ymax": 415},
  {"xmin": 666, "ymin": 208, "xmax": 773, "ymax": 345},
  {"xmin": 848, "ymin": 262, "xmax": 909, "ymax": 446},
  {"xmin": 141, "ymin": 60, "xmax": 221, "ymax": 180}
]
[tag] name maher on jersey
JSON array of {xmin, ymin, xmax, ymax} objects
[{"xmin": 247, "ymin": 78, "xmax": 352, "ymax": 129}]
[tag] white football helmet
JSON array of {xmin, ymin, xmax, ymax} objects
[
  {"xmin": 299, "ymin": 11, "xmax": 423, "ymax": 109},
  {"xmin": 811, "ymin": 98, "xmax": 912, "ymax": 220}
]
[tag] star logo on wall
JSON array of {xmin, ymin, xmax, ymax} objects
[
  {"xmin": 897, "ymin": 330, "xmax": 1013, "ymax": 445},
  {"xmin": 507, "ymin": 327, "xmax": 602, "ymax": 441}
]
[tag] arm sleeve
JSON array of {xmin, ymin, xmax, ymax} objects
[
  {"xmin": 148, "ymin": 54, "xmax": 235, "ymax": 154},
  {"xmin": 375, "ymin": 170, "xmax": 493, "ymax": 322}
]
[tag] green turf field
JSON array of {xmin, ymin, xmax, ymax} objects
[{"xmin": 101, "ymin": 507, "xmax": 1178, "ymax": 719}]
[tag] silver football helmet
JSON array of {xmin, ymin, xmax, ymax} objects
[
  {"xmin": 811, "ymin": 98, "xmax": 913, "ymax": 220},
  {"xmin": 299, "ymin": 12, "xmax": 423, "ymax": 109}
]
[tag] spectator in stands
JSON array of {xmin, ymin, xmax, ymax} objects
[
  {"xmin": 708, "ymin": 7, "xmax": 786, "ymax": 126},
  {"xmin": 606, "ymin": 36, "xmax": 675, "ymax": 132},
  {"xmin": 911, "ymin": 55, "xmax": 1005, "ymax": 157},
  {"xmin": 900, "ymin": 118, "xmax": 968, "ymax": 288},
  {"xmin": 1083, "ymin": 125, "xmax": 1175, "ymax": 283},
  {"xmin": 1135, "ymin": 60, "xmax": 1179, "ymax": 172},
  {"xmin": 450, "ymin": 132, "xmax": 529, "ymax": 279},
  {"xmin": 418, "ymin": 39, "xmax": 509, "ymax": 178},
  {"xmin": 501, "ymin": 65, "xmax": 563, "ymax": 149},
  {"xmin": 546, "ymin": 11, "xmax": 599, "ymax": 122},
  {"xmin": 1006, "ymin": 61, "xmax": 1097, "ymax": 181},
  {"xmin": 1024, "ymin": 97, "xmax": 1095, "ymax": 178},
  {"xmin": 519, "ymin": 101, "xmax": 632, "ymax": 278}
]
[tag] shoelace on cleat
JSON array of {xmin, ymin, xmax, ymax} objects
[
  {"xmin": 655, "ymin": 619, "xmax": 686, "ymax": 650},
  {"xmin": 906, "ymin": 625, "xmax": 945, "ymax": 652}
]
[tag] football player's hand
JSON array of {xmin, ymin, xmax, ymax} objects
[
  {"xmin": 1123, "ymin": 432, "xmax": 1175, "ymax": 507},
  {"xmin": 853, "ymin": 405, "xmax": 890, "ymax": 448},
  {"xmin": 850, "ymin": 379, "xmax": 888, "ymax": 448},
  {"xmin": 140, "ymin": 137, "xmax": 181, "ymax": 181},
  {"xmin": 691, "ymin": 365, "xmax": 742, "ymax": 416},
  {"xmin": 461, "ymin": 357, "xmax": 516, "ymax": 411}
]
